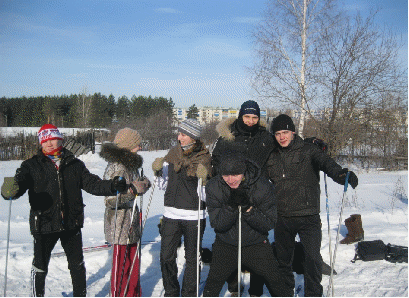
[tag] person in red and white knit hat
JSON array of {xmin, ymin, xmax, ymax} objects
[{"xmin": 1, "ymin": 124, "xmax": 129, "ymax": 297}]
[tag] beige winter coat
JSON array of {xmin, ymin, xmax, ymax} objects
[{"xmin": 100, "ymin": 143, "xmax": 144, "ymax": 245}]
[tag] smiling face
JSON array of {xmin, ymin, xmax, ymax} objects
[
  {"xmin": 242, "ymin": 114, "xmax": 259, "ymax": 127},
  {"xmin": 177, "ymin": 132, "xmax": 195, "ymax": 147},
  {"xmin": 222, "ymin": 174, "xmax": 244, "ymax": 189},
  {"xmin": 41, "ymin": 139, "xmax": 62, "ymax": 153},
  {"xmin": 274, "ymin": 130, "xmax": 295, "ymax": 148}
]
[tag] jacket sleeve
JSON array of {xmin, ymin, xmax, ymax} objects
[
  {"xmin": 103, "ymin": 163, "xmax": 135, "ymax": 208},
  {"xmin": 309, "ymin": 145, "xmax": 344, "ymax": 185},
  {"xmin": 206, "ymin": 180, "xmax": 239, "ymax": 233},
  {"xmin": 242, "ymin": 178, "xmax": 277, "ymax": 234},
  {"xmin": 13, "ymin": 160, "xmax": 31, "ymax": 198},
  {"xmin": 80, "ymin": 161, "xmax": 116, "ymax": 196}
]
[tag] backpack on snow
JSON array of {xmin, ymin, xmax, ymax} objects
[
  {"xmin": 351, "ymin": 240, "xmax": 387, "ymax": 263},
  {"xmin": 351, "ymin": 240, "xmax": 408, "ymax": 263},
  {"xmin": 385, "ymin": 244, "xmax": 408, "ymax": 263}
]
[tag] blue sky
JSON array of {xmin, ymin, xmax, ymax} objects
[{"xmin": 1, "ymin": 0, "xmax": 407, "ymax": 109}]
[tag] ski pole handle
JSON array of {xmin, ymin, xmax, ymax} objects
[{"xmin": 344, "ymin": 171, "xmax": 350, "ymax": 192}]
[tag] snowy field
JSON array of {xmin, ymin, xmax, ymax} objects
[{"xmin": 0, "ymin": 147, "xmax": 407, "ymax": 297}]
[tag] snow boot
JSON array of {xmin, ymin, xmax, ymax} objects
[{"xmin": 340, "ymin": 214, "xmax": 364, "ymax": 244}]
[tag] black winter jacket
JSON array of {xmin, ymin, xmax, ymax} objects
[
  {"xmin": 211, "ymin": 118, "xmax": 275, "ymax": 176},
  {"xmin": 267, "ymin": 135, "xmax": 344, "ymax": 217},
  {"xmin": 206, "ymin": 161, "xmax": 277, "ymax": 247},
  {"xmin": 14, "ymin": 149, "xmax": 115, "ymax": 235}
]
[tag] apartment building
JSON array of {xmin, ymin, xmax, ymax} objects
[{"xmin": 173, "ymin": 107, "xmax": 267, "ymax": 125}]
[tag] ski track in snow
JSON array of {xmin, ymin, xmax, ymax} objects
[{"xmin": 0, "ymin": 149, "xmax": 407, "ymax": 297}]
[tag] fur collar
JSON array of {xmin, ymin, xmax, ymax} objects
[
  {"xmin": 99, "ymin": 143, "xmax": 143, "ymax": 172},
  {"xmin": 216, "ymin": 117, "xmax": 268, "ymax": 141}
]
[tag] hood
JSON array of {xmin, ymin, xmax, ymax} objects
[
  {"xmin": 216, "ymin": 117, "xmax": 268, "ymax": 141},
  {"xmin": 100, "ymin": 143, "xmax": 143, "ymax": 172}
]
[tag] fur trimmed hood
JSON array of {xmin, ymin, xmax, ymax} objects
[
  {"xmin": 216, "ymin": 117, "xmax": 268, "ymax": 141},
  {"xmin": 100, "ymin": 142, "xmax": 143, "ymax": 172}
]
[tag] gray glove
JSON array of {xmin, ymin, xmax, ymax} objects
[{"xmin": 1, "ymin": 177, "xmax": 19, "ymax": 200}]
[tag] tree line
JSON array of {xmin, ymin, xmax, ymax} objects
[{"xmin": 0, "ymin": 93, "xmax": 175, "ymax": 128}]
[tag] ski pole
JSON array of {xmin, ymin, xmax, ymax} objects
[
  {"xmin": 117, "ymin": 195, "xmax": 139, "ymax": 296},
  {"xmin": 124, "ymin": 175, "xmax": 156, "ymax": 296},
  {"xmin": 238, "ymin": 205, "xmax": 242, "ymax": 298},
  {"xmin": 111, "ymin": 177, "xmax": 123, "ymax": 297},
  {"xmin": 196, "ymin": 178, "xmax": 203, "ymax": 297},
  {"xmin": 4, "ymin": 198, "xmax": 12, "ymax": 297},
  {"xmin": 324, "ymin": 173, "xmax": 334, "ymax": 297},
  {"xmin": 329, "ymin": 171, "xmax": 350, "ymax": 297}
]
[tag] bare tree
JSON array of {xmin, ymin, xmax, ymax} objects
[
  {"xmin": 315, "ymin": 11, "xmax": 407, "ymax": 155},
  {"xmin": 249, "ymin": 0, "xmax": 340, "ymax": 137},
  {"xmin": 76, "ymin": 86, "xmax": 93, "ymax": 128}
]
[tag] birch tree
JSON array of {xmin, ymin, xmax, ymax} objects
[{"xmin": 249, "ymin": 0, "xmax": 340, "ymax": 137}]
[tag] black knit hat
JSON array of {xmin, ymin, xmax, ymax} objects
[
  {"xmin": 219, "ymin": 154, "xmax": 247, "ymax": 176},
  {"xmin": 238, "ymin": 100, "xmax": 260, "ymax": 118},
  {"xmin": 271, "ymin": 114, "xmax": 295, "ymax": 134}
]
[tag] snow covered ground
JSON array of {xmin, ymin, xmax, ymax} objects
[{"xmin": 0, "ymin": 148, "xmax": 407, "ymax": 297}]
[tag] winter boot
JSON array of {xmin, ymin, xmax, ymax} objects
[{"xmin": 340, "ymin": 214, "xmax": 364, "ymax": 244}]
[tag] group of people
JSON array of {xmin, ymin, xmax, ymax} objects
[{"xmin": 1, "ymin": 100, "xmax": 358, "ymax": 297}]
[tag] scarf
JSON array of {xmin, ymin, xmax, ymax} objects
[
  {"xmin": 43, "ymin": 146, "xmax": 63, "ymax": 169},
  {"xmin": 165, "ymin": 142, "xmax": 211, "ymax": 177}
]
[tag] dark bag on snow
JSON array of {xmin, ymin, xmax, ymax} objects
[
  {"xmin": 351, "ymin": 240, "xmax": 387, "ymax": 263},
  {"xmin": 385, "ymin": 244, "xmax": 408, "ymax": 263}
]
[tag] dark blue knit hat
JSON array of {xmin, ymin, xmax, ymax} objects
[{"xmin": 238, "ymin": 100, "xmax": 260, "ymax": 118}]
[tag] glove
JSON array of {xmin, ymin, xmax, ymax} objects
[
  {"xmin": 196, "ymin": 164, "xmax": 208, "ymax": 185},
  {"xmin": 228, "ymin": 188, "xmax": 251, "ymax": 211},
  {"xmin": 1, "ymin": 177, "xmax": 19, "ymax": 200},
  {"xmin": 152, "ymin": 157, "xmax": 164, "ymax": 177},
  {"xmin": 111, "ymin": 176, "xmax": 127, "ymax": 193},
  {"xmin": 305, "ymin": 137, "xmax": 328, "ymax": 153},
  {"xmin": 337, "ymin": 168, "xmax": 358, "ymax": 189},
  {"xmin": 130, "ymin": 176, "xmax": 151, "ymax": 195}
]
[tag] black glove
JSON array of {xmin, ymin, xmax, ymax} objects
[
  {"xmin": 228, "ymin": 188, "xmax": 251, "ymax": 211},
  {"xmin": 337, "ymin": 168, "xmax": 358, "ymax": 189},
  {"xmin": 305, "ymin": 137, "xmax": 328, "ymax": 153},
  {"xmin": 111, "ymin": 176, "xmax": 127, "ymax": 193}
]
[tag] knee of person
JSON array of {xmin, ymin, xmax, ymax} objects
[
  {"xmin": 31, "ymin": 265, "xmax": 47, "ymax": 274},
  {"xmin": 69, "ymin": 260, "xmax": 85, "ymax": 272}
]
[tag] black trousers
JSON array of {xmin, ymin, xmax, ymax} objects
[
  {"xmin": 31, "ymin": 229, "xmax": 86, "ymax": 297},
  {"xmin": 203, "ymin": 238, "xmax": 292, "ymax": 297},
  {"xmin": 275, "ymin": 214, "xmax": 323, "ymax": 297},
  {"xmin": 160, "ymin": 217, "xmax": 206, "ymax": 297}
]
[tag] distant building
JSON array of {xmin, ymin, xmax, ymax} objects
[{"xmin": 173, "ymin": 107, "xmax": 267, "ymax": 125}]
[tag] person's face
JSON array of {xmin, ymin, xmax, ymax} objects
[
  {"xmin": 274, "ymin": 130, "xmax": 295, "ymax": 147},
  {"xmin": 222, "ymin": 174, "xmax": 244, "ymax": 189},
  {"xmin": 177, "ymin": 132, "xmax": 195, "ymax": 147},
  {"xmin": 131, "ymin": 145, "xmax": 141, "ymax": 153},
  {"xmin": 242, "ymin": 114, "xmax": 259, "ymax": 127},
  {"xmin": 41, "ymin": 139, "xmax": 62, "ymax": 153}
]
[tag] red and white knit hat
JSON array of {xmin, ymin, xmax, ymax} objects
[{"xmin": 38, "ymin": 124, "xmax": 63, "ymax": 144}]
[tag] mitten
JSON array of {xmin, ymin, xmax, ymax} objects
[
  {"xmin": 228, "ymin": 188, "xmax": 251, "ymax": 211},
  {"xmin": 130, "ymin": 177, "xmax": 152, "ymax": 195},
  {"xmin": 152, "ymin": 157, "xmax": 165, "ymax": 177},
  {"xmin": 336, "ymin": 168, "xmax": 358, "ymax": 189},
  {"xmin": 196, "ymin": 164, "xmax": 208, "ymax": 185},
  {"xmin": 304, "ymin": 137, "xmax": 328, "ymax": 153},
  {"xmin": 111, "ymin": 176, "xmax": 127, "ymax": 193},
  {"xmin": 1, "ymin": 177, "xmax": 19, "ymax": 200}
]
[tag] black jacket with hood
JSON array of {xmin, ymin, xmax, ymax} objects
[
  {"xmin": 267, "ymin": 135, "xmax": 345, "ymax": 217},
  {"xmin": 13, "ymin": 148, "xmax": 115, "ymax": 235},
  {"xmin": 211, "ymin": 117, "xmax": 275, "ymax": 176},
  {"xmin": 205, "ymin": 160, "xmax": 277, "ymax": 247}
]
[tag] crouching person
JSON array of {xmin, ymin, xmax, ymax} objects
[
  {"xmin": 203, "ymin": 153, "xmax": 291, "ymax": 297},
  {"xmin": 0, "ymin": 124, "xmax": 128, "ymax": 297}
]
